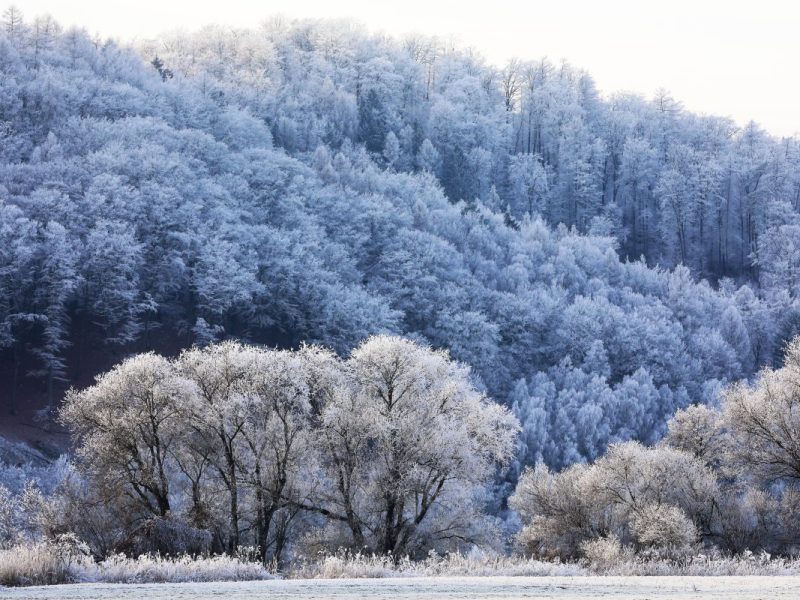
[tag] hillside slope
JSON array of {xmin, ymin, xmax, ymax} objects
[{"xmin": 0, "ymin": 15, "xmax": 792, "ymax": 468}]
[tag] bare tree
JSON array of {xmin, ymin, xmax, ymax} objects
[
  {"xmin": 177, "ymin": 342, "xmax": 255, "ymax": 553},
  {"xmin": 724, "ymin": 337, "xmax": 800, "ymax": 483},
  {"xmin": 60, "ymin": 353, "xmax": 182, "ymax": 518},
  {"xmin": 2, "ymin": 6, "xmax": 25, "ymax": 46}
]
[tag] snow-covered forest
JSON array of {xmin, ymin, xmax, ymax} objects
[
  {"xmin": 2, "ymin": 6, "xmax": 800, "ymax": 582},
  {"xmin": 3, "ymin": 10, "xmax": 798, "ymax": 468}
]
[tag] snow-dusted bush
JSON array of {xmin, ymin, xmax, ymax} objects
[
  {"xmin": 510, "ymin": 343, "xmax": 800, "ymax": 563},
  {"xmin": 121, "ymin": 517, "xmax": 213, "ymax": 557},
  {"xmin": 658, "ymin": 340, "xmax": 800, "ymax": 555},
  {"xmin": 510, "ymin": 442, "xmax": 715, "ymax": 559},
  {"xmin": 45, "ymin": 473, "xmax": 130, "ymax": 559},
  {"xmin": 0, "ymin": 485, "xmax": 13, "ymax": 544},
  {"xmin": 509, "ymin": 462, "xmax": 599, "ymax": 557},
  {"xmin": 0, "ymin": 482, "xmax": 51, "ymax": 546},
  {"xmin": 579, "ymin": 535, "xmax": 631, "ymax": 571},
  {"xmin": 662, "ymin": 404, "xmax": 727, "ymax": 466},
  {"xmin": 724, "ymin": 337, "xmax": 800, "ymax": 484},
  {"xmin": 630, "ymin": 504, "xmax": 697, "ymax": 558}
]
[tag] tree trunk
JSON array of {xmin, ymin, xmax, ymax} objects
[
  {"xmin": 9, "ymin": 345, "xmax": 20, "ymax": 415},
  {"xmin": 223, "ymin": 446, "xmax": 240, "ymax": 553},
  {"xmin": 157, "ymin": 491, "xmax": 171, "ymax": 517}
]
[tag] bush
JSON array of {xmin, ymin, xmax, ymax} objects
[
  {"xmin": 579, "ymin": 535, "xmax": 631, "ymax": 570},
  {"xmin": 510, "ymin": 442, "xmax": 716, "ymax": 559},
  {"xmin": 120, "ymin": 517, "xmax": 213, "ymax": 557},
  {"xmin": 631, "ymin": 503, "xmax": 697, "ymax": 557}
]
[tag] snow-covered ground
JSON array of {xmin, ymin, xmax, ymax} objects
[{"xmin": 2, "ymin": 576, "xmax": 800, "ymax": 600}]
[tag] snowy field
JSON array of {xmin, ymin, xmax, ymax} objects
[{"xmin": 3, "ymin": 577, "xmax": 800, "ymax": 600}]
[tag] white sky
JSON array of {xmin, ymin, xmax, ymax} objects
[{"xmin": 13, "ymin": 0, "xmax": 800, "ymax": 137}]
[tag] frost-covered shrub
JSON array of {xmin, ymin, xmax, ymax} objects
[
  {"xmin": 579, "ymin": 535, "xmax": 631, "ymax": 570},
  {"xmin": 510, "ymin": 463, "xmax": 601, "ymax": 557},
  {"xmin": 0, "ymin": 456, "xmax": 76, "ymax": 547},
  {"xmin": 723, "ymin": 338, "xmax": 800, "ymax": 484},
  {"xmin": 0, "ymin": 485, "xmax": 15, "ymax": 545},
  {"xmin": 662, "ymin": 404, "xmax": 726, "ymax": 466},
  {"xmin": 630, "ymin": 504, "xmax": 697, "ymax": 558},
  {"xmin": 0, "ymin": 482, "xmax": 49, "ymax": 546},
  {"xmin": 121, "ymin": 517, "xmax": 213, "ymax": 557},
  {"xmin": 511, "ymin": 442, "xmax": 715, "ymax": 559}
]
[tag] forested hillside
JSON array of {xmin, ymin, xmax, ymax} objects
[{"xmin": 0, "ymin": 11, "xmax": 797, "ymax": 469}]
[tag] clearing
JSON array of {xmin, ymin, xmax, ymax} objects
[{"xmin": 2, "ymin": 576, "xmax": 799, "ymax": 599}]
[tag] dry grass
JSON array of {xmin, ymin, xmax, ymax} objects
[
  {"xmin": 0, "ymin": 540, "xmax": 88, "ymax": 586},
  {"xmin": 597, "ymin": 552, "xmax": 800, "ymax": 576},
  {"xmin": 286, "ymin": 550, "xmax": 587, "ymax": 578},
  {"xmin": 5, "ymin": 542, "xmax": 800, "ymax": 586},
  {"xmin": 0, "ymin": 539, "xmax": 271, "ymax": 587},
  {"xmin": 287, "ymin": 549, "xmax": 800, "ymax": 579},
  {"xmin": 82, "ymin": 553, "xmax": 272, "ymax": 583}
]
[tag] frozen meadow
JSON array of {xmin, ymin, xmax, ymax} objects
[{"xmin": 3, "ymin": 577, "xmax": 800, "ymax": 600}]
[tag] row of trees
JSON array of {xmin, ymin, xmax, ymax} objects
[
  {"xmin": 511, "ymin": 338, "xmax": 800, "ymax": 559},
  {"xmin": 56, "ymin": 336, "xmax": 517, "ymax": 564},
  {"xmin": 7, "ymin": 336, "xmax": 800, "ymax": 564}
]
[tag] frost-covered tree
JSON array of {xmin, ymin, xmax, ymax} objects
[
  {"xmin": 237, "ymin": 348, "xmax": 316, "ymax": 564},
  {"xmin": 416, "ymin": 138, "xmax": 441, "ymax": 175},
  {"xmin": 723, "ymin": 337, "xmax": 800, "ymax": 484},
  {"xmin": 508, "ymin": 153, "xmax": 549, "ymax": 217},
  {"xmin": 309, "ymin": 335, "xmax": 518, "ymax": 556},
  {"xmin": 58, "ymin": 337, "xmax": 518, "ymax": 559},
  {"xmin": 176, "ymin": 342, "xmax": 256, "ymax": 552},
  {"xmin": 59, "ymin": 353, "xmax": 183, "ymax": 517},
  {"xmin": 383, "ymin": 130, "xmax": 400, "ymax": 169}
]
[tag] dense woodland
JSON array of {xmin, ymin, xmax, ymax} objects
[{"xmin": 1, "ymin": 10, "xmax": 800, "ymax": 473}]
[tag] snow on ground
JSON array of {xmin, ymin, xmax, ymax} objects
[{"xmin": 2, "ymin": 576, "xmax": 800, "ymax": 600}]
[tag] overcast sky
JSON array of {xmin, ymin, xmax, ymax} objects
[{"xmin": 14, "ymin": 0, "xmax": 800, "ymax": 137}]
